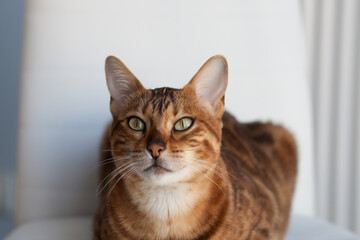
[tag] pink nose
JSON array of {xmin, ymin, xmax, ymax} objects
[{"xmin": 147, "ymin": 144, "xmax": 165, "ymax": 159}]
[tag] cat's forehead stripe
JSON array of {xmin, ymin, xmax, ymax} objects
[{"xmin": 143, "ymin": 87, "xmax": 180, "ymax": 113}]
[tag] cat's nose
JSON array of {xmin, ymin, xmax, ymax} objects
[{"xmin": 147, "ymin": 142, "xmax": 166, "ymax": 159}]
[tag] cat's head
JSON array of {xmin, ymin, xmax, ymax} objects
[{"xmin": 105, "ymin": 55, "xmax": 228, "ymax": 185}]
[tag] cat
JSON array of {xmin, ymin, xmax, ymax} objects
[{"xmin": 93, "ymin": 55, "xmax": 297, "ymax": 240}]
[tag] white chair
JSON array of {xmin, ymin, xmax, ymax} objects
[{"xmin": 6, "ymin": 0, "xmax": 360, "ymax": 239}]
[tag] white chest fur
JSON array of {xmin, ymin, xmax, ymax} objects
[{"xmin": 129, "ymin": 183, "xmax": 197, "ymax": 220}]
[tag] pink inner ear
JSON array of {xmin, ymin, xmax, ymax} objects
[
  {"xmin": 196, "ymin": 76, "xmax": 227, "ymax": 107},
  {"xmin": 192, "ymin": 57, "xmax": 228, "ymax": 109},
  {"xmin": 107, "ymin": 76, "xmax": 134, "ymax": 102},
  {"xmin": 105, "ymin": 56, "xmax": 144, "ymax": 103}
]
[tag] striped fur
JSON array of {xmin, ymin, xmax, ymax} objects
[{"xmin": 94, "ymin": 56, "xmax": 297, "ymax": 240}]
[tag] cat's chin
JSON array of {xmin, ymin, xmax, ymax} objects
[
  {"xmin": 136, "ymin": 165, "xmax": 189, "ymax": 185},
  {"xmin": 144, "ymin": 163, "xmax": 173, "ymax": 175}
]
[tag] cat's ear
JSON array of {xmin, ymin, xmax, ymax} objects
[
  {"xmin": 105, "ymin": 56, "xmax": 145, "ymax": 114},
  {"xmin": 184, "ymin": 55, "xmax": 228, "ymax": 117}
]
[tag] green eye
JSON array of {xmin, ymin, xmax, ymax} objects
[
  {"xmin": 128, "ymin": 117, "xmax": 145, "ymax": 131},
  {"xmin": 174, "ymin": 118, "xmax": 193, "ymax": 131}
]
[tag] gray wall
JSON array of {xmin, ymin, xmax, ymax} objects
[{"xmin": 0, "ymin": 0, "xmax": 24, "ymax": 214}]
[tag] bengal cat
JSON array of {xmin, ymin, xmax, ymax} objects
[{"xmin": 93, "ymin": 55, "xmax": 297, "ymax": 240}]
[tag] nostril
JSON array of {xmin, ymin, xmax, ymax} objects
[{"xmin": 147, "ymin": 143, "xmax": 166, "ymax": 158}]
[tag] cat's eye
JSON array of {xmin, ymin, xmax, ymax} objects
[
  {"xmin": 174, "ymin": 118, "xmax": 193, "ymax": 131},
  {"xmin": 128, "ymin": 117, "xmax": 145, "ymax": 131}
]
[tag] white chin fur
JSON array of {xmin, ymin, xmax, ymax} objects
[
  {"xmin": 130, "ymin": 175, "xmax": 196, "ymax": 220},
  {"xmin": 129, "ymin": 153, "xmax": 198, "ymax": 219},
  {"xmin": 128, "ymin": 166, "xmax": 197, "ymax": 220}
]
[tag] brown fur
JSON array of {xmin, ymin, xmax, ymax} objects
[{"xmin": 94, "ymin": 56, "xmax": 297, "ymax": 240}]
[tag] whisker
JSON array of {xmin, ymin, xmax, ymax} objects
[
  {"xmin": 101, "ymin": 149, "xmax": 135, "ymax": 153},
  {"xmin": 97, "ymin": 164, "xmax": 127, "ymax": 195},
  {"xmin": 186, "ymin": 160, "xmax": 230, "ymax": 183},
  {"xmin": 183, "ymin": 158, "xmax": 231, "ymax": 188},
  {"xmin": 199, "ymin": 159, "xmax": 238, "ymax": 183},
  {"xmin": 106, "ymin": 166, "xmax": 137, "ymax": 200},
  {"xmin": 124, "ymin": 167, "xmax": 136, "ymax": 181},
  {"xmin": 90, "ymin": 155, "xmax": 133, "ymax": 171},
  {"xmin": 183, "ymin": 162, "xmax": 225, "ymax": 194},
  {"xmin": 96, "ymin": 162, "xmax": 137, "ymax": 195},
  {"xmin": 182, "ymin": 157, "xmax": 224, "ymax": 171},
  {"xmin": 181, "ymin": 156, "xmax": 240, "ymax": 182},
  {"xmin": 97, "ymin": 156, "xmax": 133, "ymax": 167}
]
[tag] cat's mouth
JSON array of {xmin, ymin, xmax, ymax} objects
[{"xmin": 144, "ymin": 163, "xmax": 173, "ymax": 175}]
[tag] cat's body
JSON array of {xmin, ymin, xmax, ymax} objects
[{"xmin": 94, "ymin": 56, "xmax": 297, "ymax": 240}]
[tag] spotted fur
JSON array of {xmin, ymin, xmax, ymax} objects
[{"xmin": 94, "ymin": 56, "xmax": 297, "ymax": 240}]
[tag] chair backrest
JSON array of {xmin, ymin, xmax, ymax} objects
[{"xmin": 17, "ymin": 0, "xmax": 314, "ymax": 225}]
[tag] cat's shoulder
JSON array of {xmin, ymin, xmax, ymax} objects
[{"xmin": 222, "ymin": 111, "xmax": 297, "ymax": 159}]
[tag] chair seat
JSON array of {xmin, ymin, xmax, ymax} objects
[
  {"xmin": 5, "ymin": 215, "xmax": 359, "ymax": 240},
  {"xmin": 286, "ymin": 215, "xmax": 359, "ymax": 240}
]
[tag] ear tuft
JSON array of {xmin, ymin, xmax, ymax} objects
[
  {"xmin": 185, "ymin": 55, "xmax": 228, "ymax": 115},
  {"xmin": 105, "ymin": 56, "xmax": 145, "ymax": 103}
]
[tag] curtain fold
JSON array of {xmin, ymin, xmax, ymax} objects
[{"xmin": 301, "ymin": 0, "xmax": 360, "ymax": 234}]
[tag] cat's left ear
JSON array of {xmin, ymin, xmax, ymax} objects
[
  {"xmin": 105, "ymin": 56, "xmax": 145, "ymax": 116},
  {"xmin": 184, "ymin": 55, "xmax": 228, "ymax": 117}
]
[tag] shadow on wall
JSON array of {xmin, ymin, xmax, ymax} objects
[{"xmin": 0, "ymin": 0, "xmax": 25, "ymax": 238}]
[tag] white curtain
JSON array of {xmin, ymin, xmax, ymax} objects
[{"xmin": 302, "ymin": 0, "xmax": 360, "ymax": 234}]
